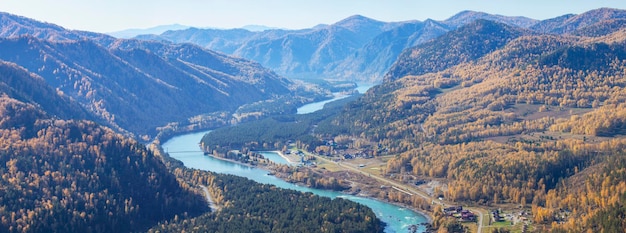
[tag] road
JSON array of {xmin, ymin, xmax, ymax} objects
[{"xmin": 304, "ymin": 151, "xmax": 485, "ymax": 233}]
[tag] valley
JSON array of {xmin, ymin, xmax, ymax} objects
[{"xmin": 2, "ymin": 5, "xmax": 626, "ymax": 233}]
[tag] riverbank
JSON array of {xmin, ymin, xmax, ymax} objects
[
  {"xmin": 161, "ymin": 138, "xmax": 435, "ymax": 226},
  {"xmin": 205, "ymin": 152, "xmax": 258, "ymax": 168},
  {"xmin": 161, "ymin": 130, "xmax": 432, "ymax": 232},
  {"xmin": 211, "ymin": 150, "xmax": 436, "ymax": 224},
  {"xmin": 204, "ymin": 149, "xmax": 436, "ymax": 223}
]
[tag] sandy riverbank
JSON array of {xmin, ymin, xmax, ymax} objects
[{"xmin": 271, "ymin": 150, "xmax": 301, "ymax": 164}]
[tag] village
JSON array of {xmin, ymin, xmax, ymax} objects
[{"xmin": 214, "ymin": 132, "xmax": 543, "ymax": 233}]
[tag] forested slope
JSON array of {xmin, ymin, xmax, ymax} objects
[
  {"xmin": 315, "ymin": 8, "xmax": 626, "ymax": 231},
  {"xmin": 0, "ymin": 96, "xmax": 208, "ymax": 232},
  {"xmin": 0, "ymin": 12, "xmax": 322, "ymax": 140}
]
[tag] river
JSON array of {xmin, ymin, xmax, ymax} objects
[
  {"xmin": 163, "ymin": 131, "xmax": 429, "ymax": 233},
  {"xmin": 297, "ymin": 83, "xmax": 377, "ymax": 114}
]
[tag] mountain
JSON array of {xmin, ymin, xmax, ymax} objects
[
  {"xmin": 0, "ymin": 11, "xmax": 115, "ymax": 44},
  {"xmin": 442, "ymin": 11, "xmax": 539, "ymax": 28},
  {"xmin": 0, "ymin": 12, "xmax": 313, "ymax": 139},
  {"xmin": 154, "ymin": 27, "xmax": 255, "ymax": 54},
  {"xmin": 232, "ymin": 15, "xmax": 396, "ymax": 80},
  {"xmin": 136, "ymin": 15, "xmax": 405, "ymax": 81},
  {"xmin": 241, "ymin": 24, "xmax": 283, "ymax": 31},
  {"xmin": 107, "ymin": 24, "xmax": 191, "ymax": 38},
  {"xmin": 570, "ymin": 18, "xmax": 626, "ymax": 37},
  {"xmin": 330, "ymin": 19, "xmax": 449, "ymax": 81},
  {"xmin": 0, "ymin": 61, "xmax": 89, "ymax": 121},
  {"xmin": 0, "ymin": 62, "xmax": 211, "ymax": 231},
  {"xmin": 383, "ymin": 19, "xmax": 530, "ymax": 82},
  {"xmin": 530, "ymin": 8, "xmax": 626, "ymax": 34},
  {"xmin": 0, "ymin": 36, "xmax": 295, "ymax": 137},
  {"xmin": 311, "ymin": 8, "xmax": 626, "ymax": 232},
  {"xmin": 380, "ymin": 7, "xmax": 626, "ymax": 82},
  {"xmin": 443, "ymin": 10, "xmax": 538, "ymax": 28},
  {"xmin": 137, "ymin": 12, "xmax": 540, "ymax": 83}
]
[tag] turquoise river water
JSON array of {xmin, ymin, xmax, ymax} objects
[{"xmin": 296, "ymin": 83, "xmax": 376, "ymax": 114}]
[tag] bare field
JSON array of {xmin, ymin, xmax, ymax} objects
[
  {"xmin": 342, "ymin": 156, "xmax": 390, "ymax": 176},
  {"xmin": 508, "ymin": 104, "xmax": 594, "ymax": 121},
  {"xmin": 316, "ymin": 159, "xmax": 343, "ymax": 172}
]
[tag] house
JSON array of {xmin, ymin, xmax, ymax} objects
[
  {"xmin": 461, "ymin": 211, "xmax": 476, "ymax": 221},
  {"xmin": 492, "ymin": 210, "xmax": 503, "ymax": 222},
  {"xmin": 414, "ymin": 179, "xmax": 427, "ymax": 186},
  {"xmin": 444, "ymin": 206, "xmax": 463, "ymax": 213}
]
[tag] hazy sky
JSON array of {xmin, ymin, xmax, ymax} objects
[{"xmin": 2, "ymin": 0, "xmax": 626, "ymax": 33}]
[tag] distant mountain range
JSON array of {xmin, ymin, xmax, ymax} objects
[
  {"xmin": 107, "ymin": 24, "xmax": 191, "ymax": 38},
  {"xmin": 134, "ymin": 12, "xmax": 540, "ymax": 82},
  {"xmin": 108, "ymin": 24, "xmax": 283, "ymax": 39},
  {"xmin": 139, "ymin": 8, "xmax": 626, "ymax": 83}
]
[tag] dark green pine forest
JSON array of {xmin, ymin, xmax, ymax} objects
[{"xmin": 147, "ymin": 172, "xmax": 383, "ymax": 233}]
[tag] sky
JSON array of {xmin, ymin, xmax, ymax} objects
[{"xmin": 1, "ymin": 0, "xmax": 626, "ymax": 33}]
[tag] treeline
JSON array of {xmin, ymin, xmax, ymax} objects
[
  {"xmin": 0, "ymin": 97, "xmax": 208, "ymax": 233},
  {"xmin": 148, "ymin": 172, "xmax": 384, "ymax": 233}
]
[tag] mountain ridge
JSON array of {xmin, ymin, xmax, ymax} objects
[
  {"xmin": 383, "ymin": 19, "xmax": 531, "ymax": 82},
  {"xmin": 107, "ymin": 24, "xmax": 191, "ymax": 38},
  {"xmin": 137, "ymin": 9, "xmax": 601, "ymax": 82}
]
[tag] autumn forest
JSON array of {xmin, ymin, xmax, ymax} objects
[{"xmin": 2, "ymin": 6, "xmax": 626, "ymax": 233}]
